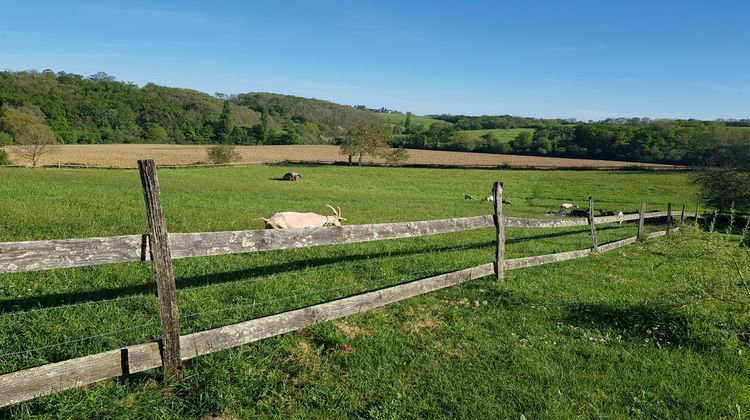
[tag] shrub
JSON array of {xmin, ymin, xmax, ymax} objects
[
  {"xmin": 207, "ymin": 144, "xmax": 240, "ymax": 164},
  {"xmin": 0, "ymin": 148, "xmax": 10, "ymax": 165},
  {"xmin": 0, "ymin": 131, "xmax": 12, "ymax": 146},
  {"xmin": 383, "ymin": 147, "xmax": 410, "ymax": 164}
]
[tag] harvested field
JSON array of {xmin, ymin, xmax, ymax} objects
[{"xmin": 4, "ymin": 144, "xmax": 678, "ymax": 169}]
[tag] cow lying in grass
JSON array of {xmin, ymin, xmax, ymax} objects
[{"xmin": 260, "ymin": 205, "xmax": 346, "ymax": 229}]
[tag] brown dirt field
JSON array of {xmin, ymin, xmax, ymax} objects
[{"xmin": 3, "ymin": 144, "xmax": 678, "ymax": 169}]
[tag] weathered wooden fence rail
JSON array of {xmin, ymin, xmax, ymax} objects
[
  {"xmin": 0, "ymin": 211, "xmax": 697, "ymax": 274},
  {"xmin": 0, "ymin": 160, "xmax": 697, "ymax": 407}
]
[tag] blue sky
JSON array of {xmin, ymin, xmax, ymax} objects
[{"xmin": 1, "ymin": 0, "xmax": 748, "ymax": 120}]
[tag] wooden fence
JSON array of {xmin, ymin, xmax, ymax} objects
[{"xmin": 0, "ymin": 160, "xmax": 699, "ymax": 407}]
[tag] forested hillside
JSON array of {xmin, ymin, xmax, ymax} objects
[
  {"xmin": 0, "ymin": 69, "xmax": 748, "ymax": 166},
  {"xmin": 0, "ymin": 70, "xmax": 374, "ymax": 145}
]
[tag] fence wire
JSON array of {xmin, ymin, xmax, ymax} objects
[
  {"xmin": 179, "ymin": 264, "xmax": 469, "ymax": 324},
  {"xmin": 0, "ymin": 244, "xmax": 487, "ymax": 364},
  {"xmin": 0, "ymin": 237, "xmax": 490, "ymax": 321},
  {"xmin": 0, "ymin": 319, "xmax": 160, "ymax": 359}
]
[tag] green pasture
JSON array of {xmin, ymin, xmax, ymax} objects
[
  {"xmin": 457, "ymin": 128, "xmax": 535, "ymax": 143},
  {"xmin": 375, "ymin": 113, "xmax": 447, "ymax": 129},
  {"xmin": 1, "ymin": 165, "xmax": 748, "ymax": 418}
]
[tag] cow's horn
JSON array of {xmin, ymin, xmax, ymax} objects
[{"xmin": 325, "ymin": 204, "xmax": 338, "ymax": 216}]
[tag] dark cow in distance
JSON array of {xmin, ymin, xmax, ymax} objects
[{"xmin": 283, "ymin": 172, "xmax": 302, "ymax": 181}]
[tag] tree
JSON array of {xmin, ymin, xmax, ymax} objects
[
  {"xmin": 509, "ymin": 131, "xmax": 532, "ymax": 151},
  {"xmin": 0, "ymin": 107, "xmax": 58, "ymax": 167},
  {"xmin": 214, "ymin": 101, "xmax": 233, "ymax": 143},
  {"xmin": 339, "ymin": 121, "xmax": 388, "ymax": 166},
  {"xmin": 258, "ymin": 107, "xmax": 271, "ymax": 144},
  {"xmin": 404, "ymin": 112, "xmax": 412, "ymax": 131},
  {"xmin": 692, "ymin": 134, "xmax": 750, "ymax": 212},
  {"xmin": 143, "ymin": 123, "xmax": 168, "ymax": 143}
]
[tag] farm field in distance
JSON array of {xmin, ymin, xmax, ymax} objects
[
  {"xmin": 1, "ymin": 165, "xmax": 747, "ymax": 418},
  {"xmin": 3, "ymin": 144, "xmax": 678, "ymax": 169},
  {"xmin": 374, "ymin": 112, "xmax": 447, "ymax": 128},
  {"xmin": 457, "ymin": 127, "xmax": 536, "ymax": 142}
]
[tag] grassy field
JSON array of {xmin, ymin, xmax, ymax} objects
[
  {"xmin": 374, "ymin": 113, "xmax": 447, "ymax": 128},
  {"xmin": 3, "ymin": 144, "xmax": 677, "ymax": 169},
  {"xmin": 457, "ymin": 128, "xmax": 535, "ymax": 143},
  {"xmin": 1, "ymin": 165, "xmax": 748, "ymax": 418}
]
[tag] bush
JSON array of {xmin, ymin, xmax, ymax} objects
[
  {"xmin": 0, "ymin": 131, "xmax": 12, "ymax": 146},
  {"xmin": 0, "ymin": 148, "xmax": 11, "ymax": 165},
  {"xmin": 207, "ymin": 144, "xmax": 241, "ymax": 164},
  {"xmin": 383, "ymin": 147, "xmax": 410, "ymax": 164}
]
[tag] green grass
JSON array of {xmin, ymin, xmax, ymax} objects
[
  {"xmin": 457, "ymin": 128, "xmax": 535, "ymax": 143},
  {"xmin": 1, "ymin": 165, "xmax": 748, "ymax": 418},
  {"xmin": 375, "ymin": 113, "xmax": 448, "ymax": 128}
]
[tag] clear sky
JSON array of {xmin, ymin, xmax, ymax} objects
[{"xmin": 1, "ymin": 0, "xmax": 748, "ymax": 120}]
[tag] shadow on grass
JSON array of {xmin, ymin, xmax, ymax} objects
[
  {"xmin": 2, "ymin": 225, "xmax": 625, "ymax": 312},
  {"xmin": 562, "ymin": 302, "xmax": 723, "ymax": 351}
]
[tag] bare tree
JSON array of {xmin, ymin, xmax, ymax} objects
[{"xmin": 0, "ymin": 107, "xmax": 58, "ymax": 167}]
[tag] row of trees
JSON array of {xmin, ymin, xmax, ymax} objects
[
  {"xmin": 505, "ymin": 122, "xmax": 750, "ymax": 165},
  {"xmin": 430, "ymin": 114, "xmax": 573, "ymax": 130},
  {"xmin": 385, "ymin": 117, "xmax": 750, "ymax": 167}
]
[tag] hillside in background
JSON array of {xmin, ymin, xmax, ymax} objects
[
  {"xmin": 0, "ymin": 70, "xmax": 749, "ymax": 166},
  {"xmin": 0, "ymin": 70, "xmax": 375, "ymax": 146}
]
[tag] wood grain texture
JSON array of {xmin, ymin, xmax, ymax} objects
[
  {"xmin": 0, "ymin": 235, "xmax": 144, "ymax": 274},
  {"xmin": 167, "ymin": 215, "xmax": 495, "ymax": 259},
  {"xmin": 667, "ymin": 203, "xmax": 672, "ymax": 234},
  {"xmin": 138, "ymin": 160, "xmax": 181, "ymax": 379},
  {"xmin": 505, "ymin": 248, "xmax": 591, "ymax": 270},
  {"xmin": 589, "ymin": 196, "xmax": 598, "ymax": 251},
  {"xmin": 637, "ymin": 202, "xmax": 646, "ymax": 240},
  {"xmin": 493, "ymin": 182, "xmax": 505, "ymax": 281},
  {"xmin": 0, "ymin": 211, "xmax": 689, "ymax": 274}
]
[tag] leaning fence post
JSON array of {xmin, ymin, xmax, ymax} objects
[
  {"xmin": 680, "ymin": 204, "xmax": 686, "ymax": 222},
  {"xmin": 588, "ymin": 196, "xmax": 598, "ymax": 252},
  {"xmin": 493, "ymin": 181, "xmax": 505, "ymax": 281},
  {"xmin": 667, "ymin": 203, "xmax": 673, "ymax": 234},
  {"xmin": 637, "ymin": 202, "xmax": 646, "ymax": 240},
  {"xmin": 138, "ymin": 159, "xmax": 181, "ymax": 380}
]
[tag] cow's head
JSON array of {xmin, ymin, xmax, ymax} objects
[{"xmin": 325, "ymin": 205, "xmax": 346, "ymax": 226}]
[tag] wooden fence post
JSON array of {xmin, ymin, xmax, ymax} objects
[
  {"xmin": 680, "ymin": 204, "xmax": 686, "ymax": 222},
  {"xmin": 694, "ymin": 204, "xmax": 699, "ymax": 226},
  {"xmin": 588, "ymin": 196, "xmax": 598, "ymax": 252},
  {"xmin": 637, "ymin": 202, "xmax": 646, "ymax": 240},
  {"xmin": 138, "ymin": 159, "xmax": 181, "ymax": 380},
  {"xmin": 493, "ymin": 182, "xmax": 505, "ymax": 281},
  {"xmin": 667, "ymin": 203, "xmax": 672, "ymax": 234}
]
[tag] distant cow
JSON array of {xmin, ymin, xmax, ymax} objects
[
  {"xmin": 569, "ymin": 209, "xmax": 588, "ymax": 217},
  {"xmin": 464, "ymin": 194, "xmax": 476, "ymax": 200},
  {"xmin": 260, "ymin": 205, "xmax": 345, "ymax": 229},
  {"xmin": 283, "ymin": 172, "xmax": 302, "ymax": 181},
  {"xmin": 561, "ymin": 203, "xmax": 578, "ymax": 209}
]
